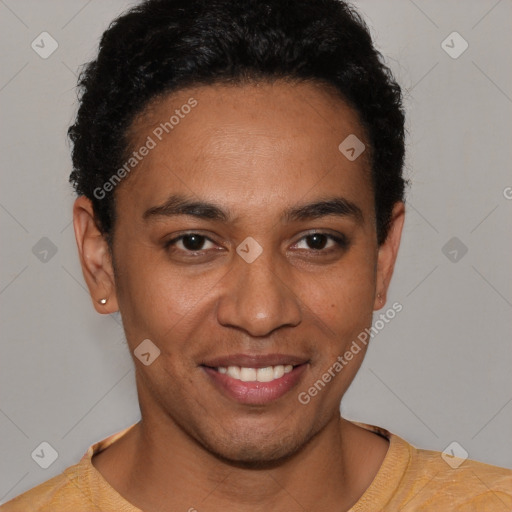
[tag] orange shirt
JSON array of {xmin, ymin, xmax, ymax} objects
[{"xmin": 2, "ymin": 422, "xmax": 511, "ymax": 511}]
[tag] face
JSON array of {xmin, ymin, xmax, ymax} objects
[{"xmin": 75, "ymin": 80, "xmax": 404, "ymax": 464}]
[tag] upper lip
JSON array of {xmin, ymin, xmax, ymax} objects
[{"xmin": 201, "ymin": 353, "xmax": 309, "ymax": 369}]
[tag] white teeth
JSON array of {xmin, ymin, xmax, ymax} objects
[
  {"xmin": 217, "ymin": 364, "xmax": 295, "ymax": 382},
  {"xmin": 273, "ymin": 365, "xmax": 285, "ymax": 379},
  {"xmin": 239, "ymin": 367, "xmax": 257, "ymax": 382},
  {"xmin": 226, "ymin": 366, "xmax": 241, "ymax": 379},
  {"xmin": 256, "ymin": 366, "xmax": 275, "ymax": 382}
]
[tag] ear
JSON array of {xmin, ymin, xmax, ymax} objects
[
  {"xmin": 374, "ymin": 202, "xmax": 405, "ymax": 310},
  {"xmin": 73, "ymin": 196, "xmax": 119, "ymax": 314}
]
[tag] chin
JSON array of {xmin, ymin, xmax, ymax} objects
[{"xmin": 196, "ymin": 422, "xmax": 315, "ymax": 469}]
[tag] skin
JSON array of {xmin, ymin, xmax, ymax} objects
[{"xmin": 73, "ymin": 80, "xmax": 405, "ymax": 512}]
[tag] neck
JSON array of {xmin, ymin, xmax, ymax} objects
[{"xmin": 94, "ymin": 410, "xmax": 388, "ymax": 512}]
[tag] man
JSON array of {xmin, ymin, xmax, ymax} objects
[{"xmin": 3, "ymin": 0, "xmax": 511, "ymax": 510}]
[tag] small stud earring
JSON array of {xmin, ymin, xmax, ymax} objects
[
  {"xmin": 98, "ymin": 298, "xmax": 108, "ymax": 305},
  {"xmin": 377, "ymin": 293, "xmax": 383, "ymax": 304}
]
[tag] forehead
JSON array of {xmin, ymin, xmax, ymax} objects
[{"xmin": 118, "ymin": 80, "xmax": 373, "ymax": 218}]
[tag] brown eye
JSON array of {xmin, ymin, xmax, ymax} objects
[
  {"xmin": 165, "ymin": 234, "xmax": 216, "ymax": 252},
  {"xmin": 305, "ymin": 234, "xmax": 328, "ymax": 250},
  {"xmin": 294, "ymin": 232, "xmax": 349, "ymax": 252},
  {"xmin": 180, "ymin": 234, "xmax": 207, "ymax": 251}
]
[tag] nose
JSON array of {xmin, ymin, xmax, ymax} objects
[{"xmin": 216, "ymin": 250, "xmax": 302, "ymax": 337}]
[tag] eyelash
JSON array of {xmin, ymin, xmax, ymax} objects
[{"xmin": 164, "ymin": 231, "xmax": 349, "ymax": 256}]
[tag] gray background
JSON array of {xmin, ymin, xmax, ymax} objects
[{"xmin": 1, "ymin": 0, "xmax": 511, "ymax": 504}]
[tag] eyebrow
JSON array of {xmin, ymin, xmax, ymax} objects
[{"xmin": 143, "ymin": 194, "xmax": 364, "ymax": 224}]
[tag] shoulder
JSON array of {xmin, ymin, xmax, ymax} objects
[
  {"xmin": 0, "ymin": 463, "xmax": 99, "ymax": 512},
  {"xmin": 1, "ymin": 424, "xmax": 139, "ymax": 512},
  {"xmin": 392, "ymin": 442, "xmax": 512, "ymax": 511},
  {"xmin": 351, "ymin": 422, "xmax": 512, "ymax": 511}
]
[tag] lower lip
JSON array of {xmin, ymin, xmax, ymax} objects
[{"xmin": 202, "ymin": 364, "xmax": 308, "ymax": 405}]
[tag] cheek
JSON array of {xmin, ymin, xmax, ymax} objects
[
  {"xmin": 115, "ymin": 251, "xmax": 227, "ymax": 351},
  {"xmin": 304, "ymin": 255, "xmax": 375, "ymax": 331}
]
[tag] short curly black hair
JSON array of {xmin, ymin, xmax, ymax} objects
[{"xmin": 68, "ymin": 0, "xmax": 406, "ymax": 245}]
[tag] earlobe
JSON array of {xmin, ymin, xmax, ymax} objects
[
  {"xmin": 73, "ymin": 196, "xmax": 119, "ymax": 314},
  {"xmin": 374, "ymin": 202, "xmax": 405, "ymax": 310}
]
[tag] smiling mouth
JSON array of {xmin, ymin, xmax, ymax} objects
[
  {"xmin": 209, "ymin": 364, "xmax": 296, "ymax": 382},
  {"xmin": 200, "ymin": 357, "xmax": 309, "ymax": 405}
]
